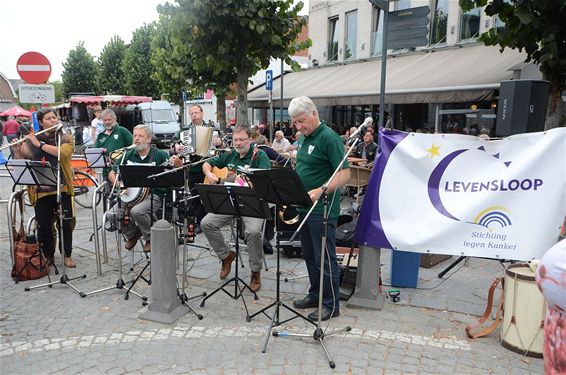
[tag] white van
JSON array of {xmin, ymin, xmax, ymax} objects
[{"xmin": 137, "ymin": 101, "xmax": 180, "ymax": 148}]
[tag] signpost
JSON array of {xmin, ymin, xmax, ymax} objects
[
  {"xmin": 266, "ymin": 70, "xmax": 274, "ymax": 142},
  {"xmin": 16, "ymin": 52, "xmax": 52, "ymax": 84},
  {"xmin": 386, "ymin": 6, "xmax": 430, "ymax": 49},
  {"xmin": 18, "ymin": 84, "xmax": 55, "ymax": 104}
]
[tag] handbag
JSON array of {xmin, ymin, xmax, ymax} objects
[{"xmin": 10, "ymin": 193, "xmax": 50, "ymax": 282}]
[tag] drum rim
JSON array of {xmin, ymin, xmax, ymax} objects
[
  {"xmin": 505, "ymin": 263, "xmax": 536, "ymax": 281},
  {"xmin": 500, "ymin": 338, "xmax": 543, "ymax": 358}
]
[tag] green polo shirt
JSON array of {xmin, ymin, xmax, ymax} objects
[
  {"xmin": 94, "ymin": 125, "xmax": 133, "ymax": 177},
  {"xmin": 113, "ymin": 147, "xmax": 170, "ymax": 198},
  {"xmin": 295, "ymin": 122, "xmax": 349, "ymax": 218},
  {"xmin": 208, "ymin": 144, "xmax": 271, "ymax": 171}
]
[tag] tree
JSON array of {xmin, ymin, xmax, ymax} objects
[
  {"xmin": 123, "ymin": 24, "xmax": 160, "ymax": 98},
  {"xmin": 153, "ymin": 9, "xmax": 236, "ymax": 127},
  {"xmin": 98, "ymin": 35, "xmax": 127, "ymax": 94},
  {"xmin": 61, "ymin": 42, "xmax": 97, "ymax": 98},
  {"xmin": 165, "ymin": 0, "xmax": 310, "ymax": 125},
  {"xmin": 461, "ymin": 0, "xmax": 566, "ymax": 128},
  {"xmin": 50, "ymin": 80, "xmax": 64, "ymax": 103}
]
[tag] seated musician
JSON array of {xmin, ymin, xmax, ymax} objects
[
  {"xmin": 12, "ymin": 108, "xmax": 77, "ymax": 268},
  {"xmin": 200, "ymin": 125, "xmax": 271, "ymax": 292},
  {"xmin": 108, "ymin": 124, "xmax": 182, "ymax": 252},
  {"xmin": 93, "ymin": 109, "xmax": 133, "ymax": 189},
  {"xmin": 353, "ymin": 131, "xmax": 378, "ymax": 167}
]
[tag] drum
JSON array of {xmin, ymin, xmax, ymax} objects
[
  {"xmin": 120, "ymin": 187, "xmax": 149, "ymax": 207},
  {"xmin": 501, "ymin": 263, "xmax": 545, "ymax": 358}
]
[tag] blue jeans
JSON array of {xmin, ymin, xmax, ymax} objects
[{"xmin": 299, "ymin": 213, "xmax": 340, "ymax": 311}]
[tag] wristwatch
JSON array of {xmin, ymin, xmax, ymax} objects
[{"xmin": 39, "ymin": 141, "xmax": 46, "ymax": 151}]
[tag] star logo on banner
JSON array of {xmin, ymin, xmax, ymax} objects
[{"xmin": 426, "ymin": 144, "xmax": 440, "ymax": 158}]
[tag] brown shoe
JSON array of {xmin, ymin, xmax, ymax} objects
[
  {"xmin": 220, "ymin": 251, "xmax": 236, "ymax": 279},
  {"xmin": 125, "ymin": 230, "xmax": 142, "ymax": 250},
  {"xmin": 143, "ymin": 241, "xmax": 151, "ymax": 253},
  {"xmin": 64, "ymin": 257, "xmax": 76, "ymax": 268},
  {"xmin": 250, "ymin": 271, "xmax": 261, "ymax": 292}
]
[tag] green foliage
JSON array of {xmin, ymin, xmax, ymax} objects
[
  {"xmin": 162, "ymin": 0, "xmax": 310, "ymax": 124},
  {"xmin": 122, "ymin": 23, "xmax": 160, "ymax": 98},
  {"xmin": 97, "ymin": 35, "xmax": 127, "ymax": 94},
  {"xmin": 49, "ymin": 80, "xmax": 64, "ymax": 103},
  {"xmin": 61, "ymin": 42, "xmax": 97, "ymax": 98}
]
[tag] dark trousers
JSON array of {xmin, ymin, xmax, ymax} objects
[
  {"xmin": 35, "ymin": 193, "xmax": 74, "ymax": 257},
  {"xmin": 188, "ymin": 170, "xmax": 206, "ymax": 224},
  {"xmin": 299, "ymin": 213, "xmax": 340, "ymax": 311}
]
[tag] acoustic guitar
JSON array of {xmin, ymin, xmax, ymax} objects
[{"xmin": 203, "ymin": 166, "xmax": 230, "ymax": 184}]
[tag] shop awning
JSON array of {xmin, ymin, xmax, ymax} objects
[{"xmin": 247, "ymin": 44, "xmax": 535, "ymax": 108}]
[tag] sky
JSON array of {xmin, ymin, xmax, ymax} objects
[{"xmin": 1, "ymin": 0, "xmax": 309, "ymax": 82}]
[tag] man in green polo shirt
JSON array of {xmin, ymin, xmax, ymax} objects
[
  {"xmin": 94, "ymin": 108, "xmax": 134, "ymax": 180},
  {"xmin": 289, "ymin": 96, "xmax": 351, "ymax": 322},
  {"xmin": 200, "ymin": 125, "xmax": 271, "ymax": 292},
  {"xmin": 108, "ymin": 124, "xmax": 181, "ymax": 253}
]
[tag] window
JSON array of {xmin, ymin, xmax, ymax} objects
[
  {"xmin": 371, "ymin": 7, "xmax": 384, "ymax": 56},
  {"xmin": 345, "ymin": 11, "xmax": 358, "ymax": 60},
  {"xmin": 460, "ymin": 7, "xmax": 481, "ymax": 41},
  {"xmin": 431, "ymin": 0, "xmax": 449, "ymax": 45},
  {"xmin": 328, "ymin": 17, "xmax": 340, "ymax": 62}
]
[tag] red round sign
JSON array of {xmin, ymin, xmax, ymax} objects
[{"xmin": 16, "ymin": 52, "xmax": 52, "ymax": 84}]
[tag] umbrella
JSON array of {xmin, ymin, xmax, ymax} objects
[{"xmin": 0, "ymin": 105, "xmax": 32, "ymax": 118}]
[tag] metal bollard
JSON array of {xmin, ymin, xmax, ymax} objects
[
  {"xmin": 345, "ymin": 245, "xmax": 385, "ymax": 310},
  {"xmin": 139, "ymin": 219, "xmax": 186, "ymax": 324}
]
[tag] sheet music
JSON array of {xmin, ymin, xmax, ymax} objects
[{"xmin": 5, "ymin": 160, "xmax": 36, "ymax": 184}]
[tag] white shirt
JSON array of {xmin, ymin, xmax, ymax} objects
[{"xmin": 272, "ymin": 138, "xmax": 291, "ymax": 153}]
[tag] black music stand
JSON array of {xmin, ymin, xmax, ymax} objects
[
  {"xmin": 243, "ymin": 168, "xmax": 317, "ymax": 352},
  {"xmin": 6, "ymin": 160, "xmax": 87, "ymax": 295},
  {"xmin": 196, "ymin": 184, "xmax": 271, "ymax": 319},
  {"xmin": 84, "ymin": 148, "xmax": 109, "ymax": 169}
]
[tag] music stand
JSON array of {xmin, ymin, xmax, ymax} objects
[
  {"xmin": 243, "ymin": 168, "xmax": 317, "ymax": 352},
  {"xmin": 6, "ymin": 160, "xmax": 87, "ymax": 295},
  {"xmin": 84, "ymin": 148, "xmax": 109, "ymax": 168},
  {"xmin": 196, "ymin": 184, "xmax": 271, "ymax": 319}
]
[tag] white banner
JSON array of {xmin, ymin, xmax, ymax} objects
[{"xmin": 355, "ymin": 128, "xmax": 566, "ymax": 261}]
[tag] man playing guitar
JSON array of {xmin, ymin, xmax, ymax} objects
[{"xmin": 200, "ymin": 125, "xmax": 271, "ymax": 292}]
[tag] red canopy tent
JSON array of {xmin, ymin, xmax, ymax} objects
[
  {"xmin": 0, "ymin": 105, "xmax": 32, "ymax": 118},
  {"xmin": 69, "ymin": 95, "xmax": 152, "ymax": 107}
]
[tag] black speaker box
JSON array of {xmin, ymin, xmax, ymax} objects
[{"xmin": 496, "ymin": 80, "xmax": 550, "ymax": 137}]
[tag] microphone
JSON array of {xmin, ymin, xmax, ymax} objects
[{"xmin": 348, "ymin": 117, "xmax": 373, "ymax": 140}]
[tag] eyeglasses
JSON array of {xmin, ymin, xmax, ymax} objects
[
  {"xmin": 233, "ymin": 137, "xmax": 250, "ymax": 143},
  {"xmin": 189, "ymin": 111, "xmax": 202, "ymax": 115}
]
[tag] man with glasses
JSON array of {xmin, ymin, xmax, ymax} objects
[{"xmin": 200, "ymin": 125, "xmax": 271, "ymax": 292}]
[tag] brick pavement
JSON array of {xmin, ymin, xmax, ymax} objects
[{"xmin": 0, "ymin": 165, "xmax": 544, "ymax": 374}]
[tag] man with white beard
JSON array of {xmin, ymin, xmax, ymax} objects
[{"xmin": 108, "ymin": 124, "xmax": 182, "ymax": 252}]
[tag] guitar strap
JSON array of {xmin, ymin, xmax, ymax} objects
[{"xmin": 465, "ymin": 276, "xmax": 505, "ymax": 339}]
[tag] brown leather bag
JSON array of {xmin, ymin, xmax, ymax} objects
[{"xmin": 10, "ymin": 193, "xmax": 50, "ymax": 282}]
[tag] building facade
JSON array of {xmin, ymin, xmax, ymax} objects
[{"xmin": 248, "ymin": 0, "xmax": 542, "ymax": 136}]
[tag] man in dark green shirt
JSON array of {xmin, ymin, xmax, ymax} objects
[
  {"xmin": 108, "ymin": 124, "xmax": 181, "ymax": 253},
  {"xmin": 289, "ymin": 96, "xmax": 351, "ymax": 321},
  {"xmin": 201, "ymin": 125, "xmax": 271, "ymax": 292},
  {"xmin": 94, "ymin": 108, "xmax": 134, "ymax": 180}
]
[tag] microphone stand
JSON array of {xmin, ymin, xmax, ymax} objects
[
  {"xmin": 273, "ymin": 136, "xmax": 361, "ymax": 369},
  {"xmin": 26, "ymin": 127, "xmax": 87, "ymax": 295}
]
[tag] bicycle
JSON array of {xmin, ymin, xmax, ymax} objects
[{"xmin": 71, "ymin": 154, "xmax": 101, "ymax": 209}]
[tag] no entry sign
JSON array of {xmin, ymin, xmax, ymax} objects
[{"xmin": 16, "ymin": 52, "xmax": 52, "ymax": 84}]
